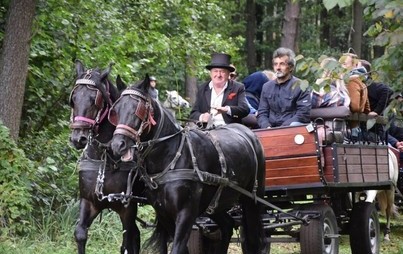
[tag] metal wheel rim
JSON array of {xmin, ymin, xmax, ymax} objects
[{"xmin": 323, "ymin": 218, "xmax": 334, "ymax": 254}]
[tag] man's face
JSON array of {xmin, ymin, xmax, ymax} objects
[
  {"xmin": 150, "ymin": 80, "xmax": 157, "ymax": 88},
  {"xmin": 273, "ymin": 56, "xmax": 292, "ymax": 79},
  {"xmin": 210, "ymin": 68, "xmax": 230, "ymax": 86}
]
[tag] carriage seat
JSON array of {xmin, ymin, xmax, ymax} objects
[
  {"xmin": 310, "ymin": 106, "xmax": 351, "ymax": 144},
  {"xmin": 310, "ymin": 106, "xmax": 351, "ymax": 120}
]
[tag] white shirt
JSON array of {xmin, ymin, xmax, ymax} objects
[{"xmin": 209, "ymin": 81, "xmax": 227, "ymax": 126}]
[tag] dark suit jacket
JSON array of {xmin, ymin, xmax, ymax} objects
[{"xmin": 189, "ymin": 80, "xmax": 249, "ymax": 124}]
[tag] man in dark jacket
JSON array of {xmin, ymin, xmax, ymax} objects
[
  {"xmin": 257, "ymin": 47, "xmax": 311, "ymax": 128},
  {"xmin": 189, "ymin": 53, "xmax": 249, "ymax": 127},
  {"xmin": 359, "ymin": 60, "xmax": 393, "ymax": 116}
]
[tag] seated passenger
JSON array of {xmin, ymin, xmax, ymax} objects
[
  {"xmin": 339, "ymin": 52, "xmax": 370, "ymax": 141},
  {"xmin": 242, "ymin": 71, "xmax": 271, "ymax": 128},
  {"xmin": 358, "ymin": 59, "xmax": 394, "ymax": 143},
  {"xmin": 312, "ymin": 57, "xmax": 350, "ymax": 144},
  {"xmin": 257, "ymin": 47, "xmax": 311, "ymax": 129},
  {"xmin": 312, "ymin": 57, "xmax": 350, "ymax": 109},
  {"xmin": 339, "ymin": 52, "xmax": 370, "ymax": 116},
  {"xmin": 189, "ymin": 53, "xmax": 249, "ymax": 128}
]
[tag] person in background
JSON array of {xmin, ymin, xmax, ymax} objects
[
  {"xmin": 339, "ymin": 52, "xmax": 370, "ymax": 141},
  {"xmin": 257, "ymin": 47, "xmax": 311, "ymax": 128},
  {"xmin": 243, "ymin": 71, "xmax": 270, "ymax": 112},
  {"xmin": 358, "ymin": 59, "xmax": 393, "ymax": 116},
  {"xmin": 339, "ymin": 52, "xmax": 370, "ymax": 117},
  {"xmin": 149, "ymin": 76, "xmax": 159, "ymax": 101},
  {"xmin": 262, "ymin": 70, "xmax": 276, "ymax": 80},
  {"xmin": 358, "ymin": 59, "xmax": 394, "ymax": 143},
  {"xmin": 311, "ymin": 57, "xmax": 350, "ymax": 145},
  {"xmin": 242, "ymin": 71, "xmax": 271, "ymax": 128},
  {"xmin": 189, "ymin": 53, "xmax": 249, "ymax": 127},
  {"xmin": 229, "ymin": 64, "xmax": 239, "ymax": 81},
  {"xmin": 312, "ymin": 57, "xmax": 350, "ymax": 109}
]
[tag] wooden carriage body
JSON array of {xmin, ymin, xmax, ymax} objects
[{"xmin": 253, "ymin": 112, "xmax": 392, "ymax": 196}]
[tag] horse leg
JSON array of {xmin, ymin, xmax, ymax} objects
[
  {"xmin": 384, "ymin": 187, "xmax": 396, "ymax": 242},
  {"xmin": 118, "ymin": 203, "xmax": 140, "ymax": 254},
  {"xmin": 206, "ymin": 212, "xmax": 234, "ymax": 254},
  {"xmin": 240, "ymin": 196, "xmax": 266, "ymax": 254},
  {"xmin": 74, "ymin": 199, "xmax": 100, "ymax": 254}
]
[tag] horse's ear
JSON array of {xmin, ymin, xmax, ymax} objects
[
  {"xmin": 116, "ymin": 75, "xmax": 127, "ymax": 91},
  {"xmin": 139, "ymin": 74, "xmax": 151, "ymax": 92},
  {"xmin": 101, "ymin": 62, "xmax": 114, "ymax": 79},
  {"xmin": 75, "ymin": 60, "xmax": 84, "ymax": 75}
]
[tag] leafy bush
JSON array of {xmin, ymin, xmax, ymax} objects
[
  {"xmin": 19, "ymin": 121, "xmax": 80, "ymax": 213},
  {"xmin": 0, "ymin": 123, "xmax": 35, "ymax": 235}
]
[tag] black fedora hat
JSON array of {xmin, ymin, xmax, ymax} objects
[{"xmin": 205, "ymin": 53, "xmax": 235, "ymax": 72}]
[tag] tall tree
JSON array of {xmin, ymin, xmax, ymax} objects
[
  {"xmin": 351, "ymin": 0, "xmax": 363, "ymax": 56},
  {"xmin": 0, "ymin": 0, "xmax": 36, "ymax": 141},
  {"xmin": 245, "ymin": 0, "xmax": 257, "ymax": 73},
  {"xmin": 280, "ymin": 0, "xmax": 300, "ymax": 51}
]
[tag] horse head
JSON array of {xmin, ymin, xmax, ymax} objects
[
  {"xmin": 109, "ymin": 74, "xmax": 180, "ymax": 161},
  {"xmin": 69, "ymin": 60, "xmax": 124, "ymax": 149},
  {"xmin": 164, "ymin": 90, "xmax": 190, "ymax": 109}
]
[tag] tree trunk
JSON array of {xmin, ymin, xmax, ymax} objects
[
  {"xmin": 185, "ymin": 55, "xmax": 197, "ymax": 106},
  {"xmin": 352, "ymin": 0, "xmax": 363, "ymax": 57},
  {"xmin": 0, "ymin": 0, "xmax": 36, "ymax": 141},
  {"xmin": 280, "ymin": 0, "xmax": 300, "ymax": 51},
  {"xmin": 245, "ymin": 0, "xmax": 257, "ymax": 73}
]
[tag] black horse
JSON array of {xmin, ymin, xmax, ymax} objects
[
  {"xmin": 69, "ymin": 60, "xmax": 144, "ymax": 254},
  {"xmin": 109, "ymin": 75, "xmax": 267, "ymax": 254}
]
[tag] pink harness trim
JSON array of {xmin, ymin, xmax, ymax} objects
[{"xmin": 74, "ymin": 116, "xmax": 96, "ymax": 125}]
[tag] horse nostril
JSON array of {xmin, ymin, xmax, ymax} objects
[
  {"xmin": 118, "ymin": 140, "xmax": 126, "ymax": 153},
  {"xmin": 79, "ymin": 136, "xmax": 88, "ymax": 145}
]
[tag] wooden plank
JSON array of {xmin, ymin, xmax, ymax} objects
[
  {"xmin": 265, "ymin": 175, "xmax": 321, "ymax": 186},
  {"xmin": 322, "ymin": 145, "xmax": 390, "ymax": 184},
  {"xmin": 266, "ymin": 165, "xmax": 320, "ymax": 177},
  {"xmin": 266, "ymin": 156, "xmax": 318, "ymax": 169},
  {"xmin": 337, "ymin": 164, "xmax": 388, "ymax": 174},
  {"xmin": 338, "ymin": 173, "xmax": 389, "ymax": 183},
  {"xmin": 255, "ymin": 126, "xmax": 318, "ymax": 158}
]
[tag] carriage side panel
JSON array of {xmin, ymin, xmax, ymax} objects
[
  {"xmin": 254, "ymin": 126, "xmax": 323, "ymax": 187},
  {"xmin": 323, "ymin": 144, "xmax": 390, "ymax": 183}
]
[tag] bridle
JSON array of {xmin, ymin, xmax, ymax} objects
[
  {"xmin": 109, "ymin": 89, "xmax": 157, "ymax": 143},
  {"xmin": 69, "ymin": 70, "xmax": 112, "ymax": 134}
]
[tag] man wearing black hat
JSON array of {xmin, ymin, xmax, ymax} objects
[{"xmin": 189, "ymin": 53, "xmax": 249, "ymax": 127}]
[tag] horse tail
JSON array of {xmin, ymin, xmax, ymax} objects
[{"xmin": 143, "ymin": 219, "xmax": 168, "ymax": 253}]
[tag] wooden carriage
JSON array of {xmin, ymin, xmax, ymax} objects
[
  {"xmin": 248, "ymin": 107, "xmax": 395, "ymax": 254},
  {"xmin": 255, "ymin": 125, "xmax": 391, "ymax": 190}
]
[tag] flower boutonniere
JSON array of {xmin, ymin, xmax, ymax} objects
[{"xmin": 227, "ymin": 92, "xmax": 236, "ymax": 100}]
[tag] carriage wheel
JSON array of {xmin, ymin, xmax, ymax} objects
[
  {"xmin": 349, "ymin": 202, "xmax": 380, "ymax": 254},
  {"xmin": 300, "ymin": 204, "xmax": 339, "ymax": 254},
  {"xmin": 187, "ymin": 228, "xmax": 203, "ymax": 254}
]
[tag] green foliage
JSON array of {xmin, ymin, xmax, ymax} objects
[
  {"xmin": 19, "ymin": 125, "xmax": 80, "ymax": 212},
  {"xmin": 0, "ymin": 122, "xmax": 34, "ymax": 235}
]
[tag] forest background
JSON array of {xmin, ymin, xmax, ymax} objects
[{"xmin": 0, "ymin": 0, "xmax": 402, "ymax": 253}]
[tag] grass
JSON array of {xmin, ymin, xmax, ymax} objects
[{"xmin": 1, "ymin": 203, "xmax": 403, "ymax": 253}]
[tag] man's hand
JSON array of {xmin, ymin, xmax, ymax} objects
[
  {"xmin": 200, "ymin": 113, "xmax": 211, "ymax": 123},
  {"xmin": 396, "ymin": 141, "xmax": 403, "ymax": 152},
  {"xmin": 214, "ymin": 106, "xmax": 229, "ymax": 114}
]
